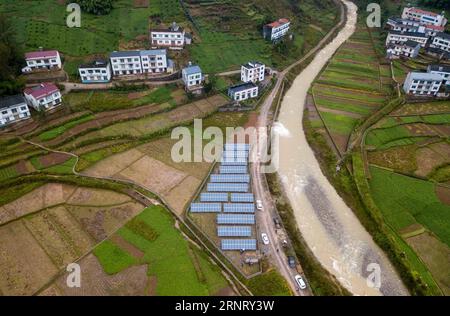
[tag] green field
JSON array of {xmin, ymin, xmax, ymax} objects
[
  {"xmin": 38, "ymin": 115, "xmax": 95, "ymax": 141},
  {"xmin": 369, "ymin": 166, "xmax": 450, "ymax": 247},
  {"xmin": 94, "ymin": 205, "xmax": 229, "ymax": 295}
]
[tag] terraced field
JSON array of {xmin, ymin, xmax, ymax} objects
[{"xmin": 311, "ymin": 24, "xmax": 390, "ymax": 153}]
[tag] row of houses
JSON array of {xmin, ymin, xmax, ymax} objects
[
  {"xmin": 228, "ymin": 61, "xmax": 267, "ymax": 102},
  {"xmin": 386, "ymin": 6, "xmax": 449, "ymax": 60},
  {"xmin": 1, "ymin": 83, "xmax": 62, "ymax": 126}
]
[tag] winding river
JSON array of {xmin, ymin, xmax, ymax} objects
[{"xmin": 275, "ymin": 0, "xmax": 408, "ymax": 295}]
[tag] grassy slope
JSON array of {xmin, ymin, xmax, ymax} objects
[{"xmin": 93, "ymin": 205, "xmax": 229, "ymax": 295}]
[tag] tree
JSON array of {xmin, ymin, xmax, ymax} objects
[
  {"xmin": 72, "ymin": 0, "xmax": 114, "ymax": 15},
  {"xmin": 0, "ymin": 14, "xmax": 25, "ymax": 96}
]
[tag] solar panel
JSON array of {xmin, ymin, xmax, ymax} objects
[
  {"xmin": 221, "ymin": 239, "xmax": 257, "ymax": 251},
  {"xmin": 220, "ymin": 165, "xmax": 248, "ymax": 174},
  {"xmin": 223, "ymin": 151, "xmax": 249, "ymax": 158},
  {"xmin": 217, "ymin": 226, "xmax": 252, "ymax": 237},
  {"xmin": 217, "ymin": 214, "xmax": 255, "ymax": 225},
  {"xmin": 223, "ymin": 203, "xmax": 255, "ymax": 213},
  {"xmin": 210, "ymin": 174, "xmax": 250, "ymax": 183},
  {"xmin": 207, "ymin": 183, "xmax": 248, "ymax": 192},
  {"xmin": 231, "ymin": 193, "xmax": 254, "ymax": 203},
  {"xmin": 200, "ymin": 193, "xmax": 229, "ymax": 202},
  {"xmin": 190, "ymin": 203, "xmax": 222, "ymax": 213},
  {"xmin": 224, "ymin": 144, "xmax": 250, "ymax": 151},
  {"xmin": 220, "ymin": 157, "xmax": 248, "ymax": 165}
]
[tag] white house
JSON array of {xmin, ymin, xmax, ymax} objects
[
  {"xmin": 403, "ymin": 72, "xmax": 443, "ymax": 96},
  {"xmin": 0, "ymin": 95, "xmax": 31, "ymax": 127},
  {"xmin": 24, "ymin": 83, "xmax": 62, "ymax": 111},
  {"xmin": 263, "ymin": 18, "xmax": 290, "ymax": 41},
  {"xmin": 78, "ymin": 59, "xmax": 112, "ymax": 83},
  {"xmin": 401, "ymin": 7, "xmax": 447, "ymax": 27},
  {"xmin": 386, "ymin": 40, "xmax": 421, "ymax": 59},
  {"xmin": 22, "ymin": 50, "xmax": 62, "ymax": 73},
  {"xmin": 386, "ymin": 31, "xmax": 428, "ymax": 47},
  {"xmin": 150, "ymin": 22, "xmax": 186, "ymax": 50},
  {"xmin": 228, "ymin": 82, "xmax": 259, "ymax": 101},
  {"xmin": 431, "ymin": 32, "xmax": 450, "ymax": 52},
  {"xmin": 241, "ymin": 61, "xmax": 265, "ymax": 83},
  {"xmin": 182, "ymin": 63, "xmax": 203, "ymax": 90},
  {"xmin": 427, "ymin": 64, "xmax": 450, "ymax": 85},
  {"xmin": 110, "ymin": 50, "xmax": 169, "ymax": 76}
]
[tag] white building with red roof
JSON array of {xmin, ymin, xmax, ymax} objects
[
  {"xmin": 22, "ymin": 50, "xmax": 62, "ymax": 73},
  {"xmin": 24, "ymin": 83, "xmax": 62, "ymax": 111},
  {"xmin": 263, "ymin": 18, "xmax": 290, "ymax": 42},
  {"xmin": 401, "ymin": 7, "xmax": 447, "ymax": 27}
]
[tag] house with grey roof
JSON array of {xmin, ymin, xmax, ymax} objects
[
  {"xmin": 386, "ymin": 40, "xmax": 421, "ymax": 59},
  {"xmin": 0, "ymin": 95, "xmax": 31, "ymax": 126},
  {"xmin": 386, "ymin": 30, "xmax": 428, "ymax": 47},
  {"xmin": 150, "ymin": 22, "xmax": 186, "ymax": 50},
  {"xmin": 78, "ymin": 59, "xmax": 112, "ymax": 83},
  {"xmin": 241, "ymin": 61, "xmax": 265, "ymax": 83},
  {"xmin": 228, "ymin": 82, "xmax": 259, "ymax": 101},
  {"xmin": 431, "ymin": 32, "xmax": 450, "ymax": 52},
  {"xmin": 427, "ymin": 64, "xmax": 450, "ymax": 85},
  {"xmin": 182, "ymin": 63, "xmax": 203, "ymax": 91},
  {"xmin": 109, "ymin": 49, "xmax": 170, "ymax": 76},
  {"xmin": 403, "ymin": 71, "xmax": 443, "ymax": 96}
]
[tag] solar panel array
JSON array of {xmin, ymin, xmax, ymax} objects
[
  {"xmin": 207, "ymin": 183, "xmax": 248, "ymax": 192},
  {"xmin": 230, "ymin": 193, "xmax": 254, "ymax": 203},
  {"xmin": 210, "ymin": 174, "xmax": 250, "ymax": 183},
  {"xmin": 225, "ymin": 143, "xmax": 250, "ymax": 151},
  {"xmin": 217, "ymin": 226, "xmax": 252, "ymax": 237},
  {"xmin": 223, "ymin": 203, "xmax": 255, "ymax": 213},
  {"xmin": 217, "ymin": 214, "xmax": 255, "ymax": 225},
  {"xmin": 190, "ymin": 203, "xmax": 222, "ymax": 213},
  {"xmin": 221, "ymin": 239, "xmax": 257, "ymax": 251},
  {"xmin": 220, "ymin": 165, "xmax": 248, "ymax": 174},
  {"xmin": 200, "ymin": 193, "xmax": 229, "ymax": 202}
]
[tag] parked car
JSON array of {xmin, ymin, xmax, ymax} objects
[
  {"xmin": 294, "ymin": 275, "xmax": 307, "ymax": 290},
  {"xmin": 256, "ymin": 199, "xmax": 263, "ymax": 211},
  {"xmin": 261, "ymin": 233, "xmax": 270, "ymax": 245},
  {"xmin": 287, "ymin": 256, "xmax": 296, "ymax": 268},
  {"xmin": 273, "ymin": 217, "xmax": 281, "ymax": 229}
]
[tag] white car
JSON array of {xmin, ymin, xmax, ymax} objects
[
  {"xmin": 294, "ymin": 275, "xmax": 307, "ymax": 290},
  {"xmin": 256, "ymin": 200, "xmax": 263, "ymax": 211},
  {"xmin": 261, "ymin": 233, "xmax": 270, "ymax": 245}
]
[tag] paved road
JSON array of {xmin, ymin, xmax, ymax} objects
[{"xmin": 249, "ymin": 0, "xmax": 346, "ymax": 296}]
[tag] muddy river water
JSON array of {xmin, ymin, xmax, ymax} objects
[{"xmin": 276, "ymin": 0, "xmax": 408, "ymax": 295}]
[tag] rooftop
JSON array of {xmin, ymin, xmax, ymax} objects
[
  {"xmin": 0, "ymin": 95, "xmax": 26, "ymax": 110},
  {"xmin": 151, "ymin": 22, "xmax": 184, "ymax": 33},
  {"xmin": 25, "ymin": 50, "xmax": 59, "ymax": 60},
  {"xmin": 408, "ymin": 71, "xmax": 443, "ymax": 81},
  {"xmin": 428, "ymin": 64, "xmax": 450, "ymax": 73},
  {"xmin": 404, "ymin": 40, "xmax": 421, "ymax": 48},
  {"xmin": 229, "ymin": 82, "xmax": 258, "ymax": 93},
  {"xmin": 140, "ymin": 49, "xmax": 167, "ymax": 56},
  {"xmin": 110, "ymin": 51, "xmax": 141, "ymax": 58},
  {"xmin": 389, "ymin": 30, "xmax": 428, "ymax": 38},
  {"xmin": 79, "ymin": 59, "xmax": 109, "ymax": 69},
  {"xmin": 435, "ymin": 32, "xmax": 450, "ymax": 40},
  {"xmin": 407, "ymin": 7, "xmax": 440, "ymax": 17},
  {"xmin": 242, "ymin": 61, "xmax": 264, "ymax": 69},
  {"xmin": 24, "ymin": 83, "xmax": 59, "ymax": 99},
  {"xmin": 183, "ymin": 64, "xmax": 202, "ymax": 75},
  {"xmin": 266, "ymin": 18, "xmax": 290, "ymax": 28}
]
